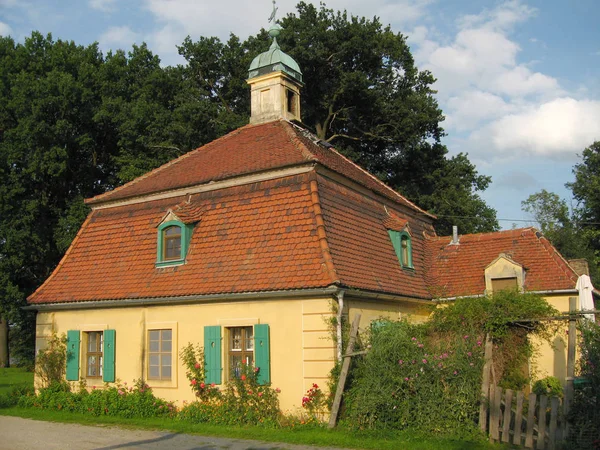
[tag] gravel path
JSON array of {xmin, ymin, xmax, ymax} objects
[{"xmin": 0, "ymin": 416, "xmax": 352, "ymax": 450}]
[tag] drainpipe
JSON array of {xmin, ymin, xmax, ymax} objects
[{"xmin": 335, "ymin": 289, "xmax": 345, "ymax": 362}]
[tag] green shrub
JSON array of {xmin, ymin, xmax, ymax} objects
[
  {"xmin": 19, "ymin": 378, "xmax": 176, "ymax": 418},
  {"xmin": 341, "ymin": 292, "xmax": 559, "ymax": 435},
  {"xmin": 532, "ymin": 376, "xmax": 563, "ymax": 398},
  {"xmin": 0, "ymin": 384, "xmax": 34, "ymax": 408},
  {"xmin": 344, "ymin": 320, "xmax": 484, "ymax": 434},
  {"xmin": 567, "ymin": 321, "xmax": 600, "ymax": 449}
]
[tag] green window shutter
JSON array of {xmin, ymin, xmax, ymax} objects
[
  {"xmin": 388, "ymin": 230, "xmax": 402, "ymax": 262},
  {"xmin": 66, "ymin": 330, "xmax": 80, "ymax": 381},
  {"xmin": 204, "ymin": 325, "xmax": 222, "ymax": 385},
  {"xmin": 103, "ymin": 329, "xmax": 116, "ymax": 382},
  {"xmin": 254, "ymin": 324, "xmax": 270, "ymax": 385}
]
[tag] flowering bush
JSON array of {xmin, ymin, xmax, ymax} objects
[
  {"xmin": 178, "ymin": 340, "xmax": 281, "ymax": 427},
  {"xmin": 19, "ymin": 378, "xmax": 176, "ymax": 418},
  {"xmin": 180, "ymin": 342, "xmax": 221, "ymax": 401},
  {"xmin": 301, "ymin": 383, "xmax": 327, "ymax": 423}
]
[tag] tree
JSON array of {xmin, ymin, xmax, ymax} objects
[
  {"xmin": 179, "ymin": 2, "xmax": 498, "ymax": 234},
  {"xmin": 522, "ymin": 151, "xmax": 600, "ymax": 285}
]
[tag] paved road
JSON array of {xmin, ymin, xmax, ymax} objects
[{"xmin": 0, "ymin": 416, "xmax": 351, "ymax": 450}]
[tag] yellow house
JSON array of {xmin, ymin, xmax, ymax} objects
[
  {"xmin": 26, "ymin": 25, "xmax": 436, "ymax": 411},
  {"xmin": 26, "ymin": 22, "xmax": 592, "ymax": 411},
  {"xmin": 425, "ymin": 228, "xmax": 595, "ymax": 384}
]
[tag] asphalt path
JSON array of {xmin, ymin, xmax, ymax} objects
[{"xmin": 0, "ymin": 416, "xmax": 353, "ymax": 450}]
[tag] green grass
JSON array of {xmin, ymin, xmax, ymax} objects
[
  {"xmin": 0, "ymin": 407, "xmax": 507, "ymax": 450},
  {"xmin": 0, "ymin": 367, "xmax": 33, "ymax": 394}
]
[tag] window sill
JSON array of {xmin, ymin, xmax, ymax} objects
[{"xmin": 155, "ymin": 259, "xmax": 185, "ymax": 268}]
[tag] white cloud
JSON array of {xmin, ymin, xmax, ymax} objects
[
  {"xmin": 99, "ymin": 26, "xmax": 140, "ymax": 50},
  {"xmin": 445, "ymin": 90, "xmax": 513, "ymax": 131},
  {"xmin": 486, "ymin": 98, "xmax": 600, "ymax": 156},
  {"xmin": 457, "ymin": 0, "xmax": 536, "ymax": 31},
  {"xmin": 89, "ymin": 0, "xmax": 117, "ymax": 12},
  {"xmin": 490, "ymin": 66, "xmax": 559, "ymax": 97},
  {"xmin": 0, "ymin": 21, "xmax": 12, "ymax": 37}
]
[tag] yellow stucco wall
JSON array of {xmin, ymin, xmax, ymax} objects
[
  {"xmin": 35, "ymin": 294, "xmax": 436, "ymax": 412},
  {"xmin": 35, "ymin": 297, "xmax": 336, "ymax": 412},
  {"xmin": 530, "ymin": 294, "xmax": 575, "ymax": 386}
]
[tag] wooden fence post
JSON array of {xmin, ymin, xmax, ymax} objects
[
  {"xmin": 502, "ymin": 389, "xmax": 513, "ymax": 443},
  {"xmin": 525, "ymin": 393, "xmax": 537, "ymax": 448},
  {"xmin": 479, "ymin": 334, "xmax": 493, "ymax": 432},
  {"xmin": 513, "ymin": 390, "xmax": 524, "ymax": 446},
  {"xmin": 328, "ymin": 313, "xmax": 361, "ymax": 429},
  {"xmin": 537, "ymin": 394, "xmax": 548, "ymax": 449},
  {"xmin": 564, "ymin": 296, "xmax": 577, "ymax": 440}
]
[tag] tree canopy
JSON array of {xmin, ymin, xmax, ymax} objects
[
  {"xmin": 0, "ymin": 3, "xmax": 499, "ymax": 363},
  {"xmin": 522, "ymin": 142, "xmax": 600, "ymax": 285}
]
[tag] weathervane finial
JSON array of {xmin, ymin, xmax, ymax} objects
[{"xmin": 268, "ymin": 0, "xmax": 278, "ymax": 23}]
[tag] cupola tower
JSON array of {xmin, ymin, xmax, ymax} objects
[{"xmin": 247, "ymin": 2, "xmax": 303, "ymax": 124}]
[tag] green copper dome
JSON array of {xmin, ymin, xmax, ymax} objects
[{"xmin": 248, "ymin": 25, "xmax": 303, "ymax": 83}]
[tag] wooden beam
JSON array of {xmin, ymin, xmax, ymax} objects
[
  {"xmin": 328, "ymin": 313, "xmax": 361, "ymax": 429},
  {"xmin": 479, "ymin": 334, "xmax": 492, "ymax": 432}
]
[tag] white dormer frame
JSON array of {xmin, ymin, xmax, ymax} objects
[{"xmin": 484, "ymin": 253, "xmax": 525, "ymax": 294}]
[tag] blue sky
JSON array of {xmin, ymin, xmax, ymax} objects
[{"xmin": 1, "ymin": 0, "xmax": 599, "ymax": 231}]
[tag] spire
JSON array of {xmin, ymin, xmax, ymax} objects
[{"xmin": 247, "ymin": 1, "xmax": 303, "ymax": 124}]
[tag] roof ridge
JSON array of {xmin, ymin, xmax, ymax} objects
[
  {"xmin": 28, "ymin": 211, "xmax": 96, "ymax": 302},
  {"xmin": 280, "ymin": 120, "xmax": 319, "ymax": 161},
  {"xmin": 533, "ymin": 229, "xmax": 579, "ymax": 285},
  {"xmin": 86, "ymin": 123, "xmax": 256, "ymax": 205},
  {"xmin": 427, "ymin": 227, "xmax": 536, "ymax": 242},
  {"xmin": 284, "ymin": 120, "xmax": 434, "ymax": 218},
  {"xmin": 308, "ymin": 172, "xmax": 340, "ymax": 285}
]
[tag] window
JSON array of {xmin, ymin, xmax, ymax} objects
[
  {"xmin": 228, "ymin": 326, "xmax": 254, "ymax": 379},
  {"xmin": 204, "ymin": 324, "xmax": 270, "ymax": 385},
  {"xmin": 156, "ymin": 220, "xmax": 193, "ymax": 267},
  {"xmin": 148, "ymin": 329, "xmax": 172, "ymax": 380},
  {"xmin": 286, "ymin": 89, "xmax": 297, "ymax": 116},
  {"xmin": 66, "ymin": 329, "xmax": 115, "ymax": 382},
  {"xmin": 388, "ymin": 230, "xmax": 413, "ymax": 269},
  {"xmin": 491, "ymin": 277, "xmax": 518, "ymax": 292},
  {"xmin": 162, "ymin": 226, "xmax": 181, "ymax": 260},
  {"xmin": 86, "ymin": 331, "xmax": 103, "ymax": 378}
]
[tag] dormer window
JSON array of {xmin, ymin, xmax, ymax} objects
[
  {"xmin": 388, "ymin": 230, "xmax": 413, "ymax": 269},
  {"xmin": 156, "ymin": 220, "xmax": 193, "ymax": 267},
  {"xmin": 163, "ymin": 226, "xmax": 182, "ymax": 260}
]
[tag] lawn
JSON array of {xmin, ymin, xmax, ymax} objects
[{"xmin": 0, "ymin": 367, "xmax": 33, "ymax": 395}]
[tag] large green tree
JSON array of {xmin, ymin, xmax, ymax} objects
[{"xmin": 178, "ymin": 2, "xmax": 498, "ymax": 235}]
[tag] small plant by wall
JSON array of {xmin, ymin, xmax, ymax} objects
[{"xmin": 34, "ymin": 332, "xmax": 67, "ymax": 388}]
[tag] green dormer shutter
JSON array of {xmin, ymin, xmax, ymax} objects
[
  {"xmin": 66, "ymin": 330, "xmax": 80, "ymax": 381},
  {"xmin": 254, "ymin": 324, "xmax": 270, "ymax": 385}
]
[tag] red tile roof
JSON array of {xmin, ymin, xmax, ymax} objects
[
  {"xmin": 28, "ymin": 120, "xmax": 579, "ymax": 306},
  {"xmin": 317, "ymin": 174, "xmax": 432, "ymax": 299},
  {"xmin": 424, "ymin": 228, "xmax": 579, "ymax": 298},
  {"xmin": 86, "ymin": 120, "xmax": 431, "ymax": 219},
  {"xmin": 29, "ymin": 174, "xmax": 337, "ymax": 303}
]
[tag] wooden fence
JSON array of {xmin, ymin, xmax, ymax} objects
[{"xmin": 482, "ymin": 384, "xmax": 565, "ymax": 449}]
